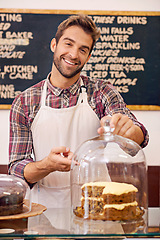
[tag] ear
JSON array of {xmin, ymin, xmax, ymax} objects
[{"xmin": 50, "ymin": 38, "xmax": 56, "ymax": 52}]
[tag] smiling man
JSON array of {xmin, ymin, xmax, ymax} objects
[
  {"xmin": 50, "ymin": 25, "xmax": 92, "ymax": 87},
  {"xmin": 9, "ymin": 14, "xmax": 149, "ymax": 209}
]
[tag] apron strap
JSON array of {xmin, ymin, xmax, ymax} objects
[
  {"xmin": 41, "ymin": 78, "xmax": 88, "ymax": 106},
  {"xmin": 77, "ymin": 78, "xmax": 88, "ymax": 104},
  {"xmin": 40, "ymin": 80, "xmax": 48, "ymax": 107}
]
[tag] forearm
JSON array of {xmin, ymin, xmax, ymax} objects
[
  {"xmin": 134, "ymin": 122, "xmax": 149, "ymax": 148},
  {"xmin": 24, "ymin": 157, "xmax": 51, "ymax": 184}
]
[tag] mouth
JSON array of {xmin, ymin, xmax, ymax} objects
[{"xmin": 63, "ymin": 58, "xmax": 79, "ymax": 66}]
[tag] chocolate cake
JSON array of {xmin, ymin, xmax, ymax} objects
[{"xmin": 0, "ymin": 176, "xmax": 26, "ymax": 216}]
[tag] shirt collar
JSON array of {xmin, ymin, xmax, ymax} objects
[{"xmin": 46, "ymin": 73, "xmax": 81, "ymax": 96}]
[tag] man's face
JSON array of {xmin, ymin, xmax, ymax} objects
[{"xmin": 52, "ymin": 26, "xmax": 93, "ymax": 79}]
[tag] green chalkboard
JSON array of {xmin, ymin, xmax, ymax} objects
[{"xmin": 0, "ymin": 9, "xmax": 159, "ymax": 110}]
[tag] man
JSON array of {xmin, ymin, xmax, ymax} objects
[{"xmin": 9, "ymin": 14, "xmax": 149, "ymax": 208}]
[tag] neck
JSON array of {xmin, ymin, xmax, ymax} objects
[{"xmin": 50, "ymin": 64, "xmax": 80, "ymax": 89}]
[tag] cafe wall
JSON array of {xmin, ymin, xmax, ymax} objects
[{"xmin": 0, "ymin": 0, "xmax": 160, "ymax": 169}]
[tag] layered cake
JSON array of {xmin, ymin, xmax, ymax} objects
[{"xmin": 74, "ymin": 181, "xmax": 144, "ymax": 221}]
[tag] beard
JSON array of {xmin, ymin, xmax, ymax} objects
[{"xmin": 53, "ymin": 54, "xmax": 84, "ymax": 79}]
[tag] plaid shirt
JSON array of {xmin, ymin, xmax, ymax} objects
[{"xmin": 9, "ymin": 74, "xmax": 149, "ymax": 183}]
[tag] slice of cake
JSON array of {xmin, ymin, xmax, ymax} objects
[
  {"xmin": 81, "ymin": 196, "xmax": 104, "ymax": 215},
  {"xmin": 102, "ymin": 182, "xmax": 138, "ymax": 204},
  {"xmin": 81, "ymin": 182, "xmax": 107, "ymax": 197},
  {"xmin": 103, "ymin": 201, "xmax": 138, "ymax": 221}
]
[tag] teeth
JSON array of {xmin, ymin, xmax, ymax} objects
[{"xmin": 64, "ymin": 59, "xmax": 76, "ymax": 65}]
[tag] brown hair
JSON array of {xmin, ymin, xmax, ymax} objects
[{"xmin": 55, "ymin": 14, "xmax": 100, "ymax": 54}]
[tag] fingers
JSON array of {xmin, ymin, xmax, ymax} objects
[
  {"xmin": 51, "ymin": 146, "xmax": 70, "ymax": 155},
  {"xmin": 97, "ymin": 127, "xmax": 104, "ymax": 135},
  {"xmin": 48, "ymin": 146, "xmax": 73, "ymax": 172},
  {"xmin": 111, "ymin": 113, "xmax": 133, "ymax": 136},
  {"xmin": 98, "ymin": 113, "xmax": 136, "ymax": 140},
  {"xmin": 56, "ymin": 156, "xmax": 72, "ymax": 172},
  {"xmin": 67, "ymin": 152, "xmax": 74, "ymax": 160}
]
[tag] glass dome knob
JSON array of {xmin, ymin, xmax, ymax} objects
[{"xmin": 103, "ymin": 119, "xmax": 115, "ymax": 136}]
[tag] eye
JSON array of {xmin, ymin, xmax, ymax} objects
[
  {"xmin": 80, "ymin": 48, "xmax": 87, "ymax": 54},
  {"xmin": 65, "ymin": 41, "xmax": 72, "ymax": 46}
]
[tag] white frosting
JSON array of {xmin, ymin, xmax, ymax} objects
[
  {"xmin": 102, "ymin": 182, "xmax": 138, "ymax": 195},
  {"xmin": 104, "ymin": 201, "xmax": 138, "ymax": 210},
  {"xmin": 81, "ymin": 181, "xmax": 138, "ymax": 195}
]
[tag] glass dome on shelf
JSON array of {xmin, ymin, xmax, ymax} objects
[
  {"xmin": 70, "ymin": 120, "xmax": 148, "ymax": 235},
  {"xmin": 0, "ymin": 174, "xmax": 31, "ymax": 217}
]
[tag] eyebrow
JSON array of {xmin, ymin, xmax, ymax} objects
[{"xmin": 63, "ymin": 37, "xmax": 90, "ymax": 52}]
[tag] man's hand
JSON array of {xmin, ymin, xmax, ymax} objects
[
  {"xmin": 98, "ymin": 113, "xmax": 144, "ymax": 145},
  {"xmin": 24, "ymin": 146, "xmax": 73, "ymax": 184},
  {"xmin": 44, "ymin": 146, "xmax": 73, "ymax": 172}
]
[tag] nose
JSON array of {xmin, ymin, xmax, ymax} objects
[{"xmin": 69, "ymin": 46, "xmax": 79, "ymax": 59}]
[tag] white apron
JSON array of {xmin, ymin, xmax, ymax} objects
[{"xmin": 30, "ymin": 78, "xmax": 100, "ymax": 209}]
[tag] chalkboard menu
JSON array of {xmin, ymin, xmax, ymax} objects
[{"xmin": 0, "ymin": 9, "xmax": 160, "ymax": 110}]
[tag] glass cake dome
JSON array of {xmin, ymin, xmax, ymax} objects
[
  {"xmin": 0, "ymin": 174, "xmax": 31, "ymax": 216},
  {"xmin": 70, "ymin": 120, "xmax": 148, "ymax": 234}
]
